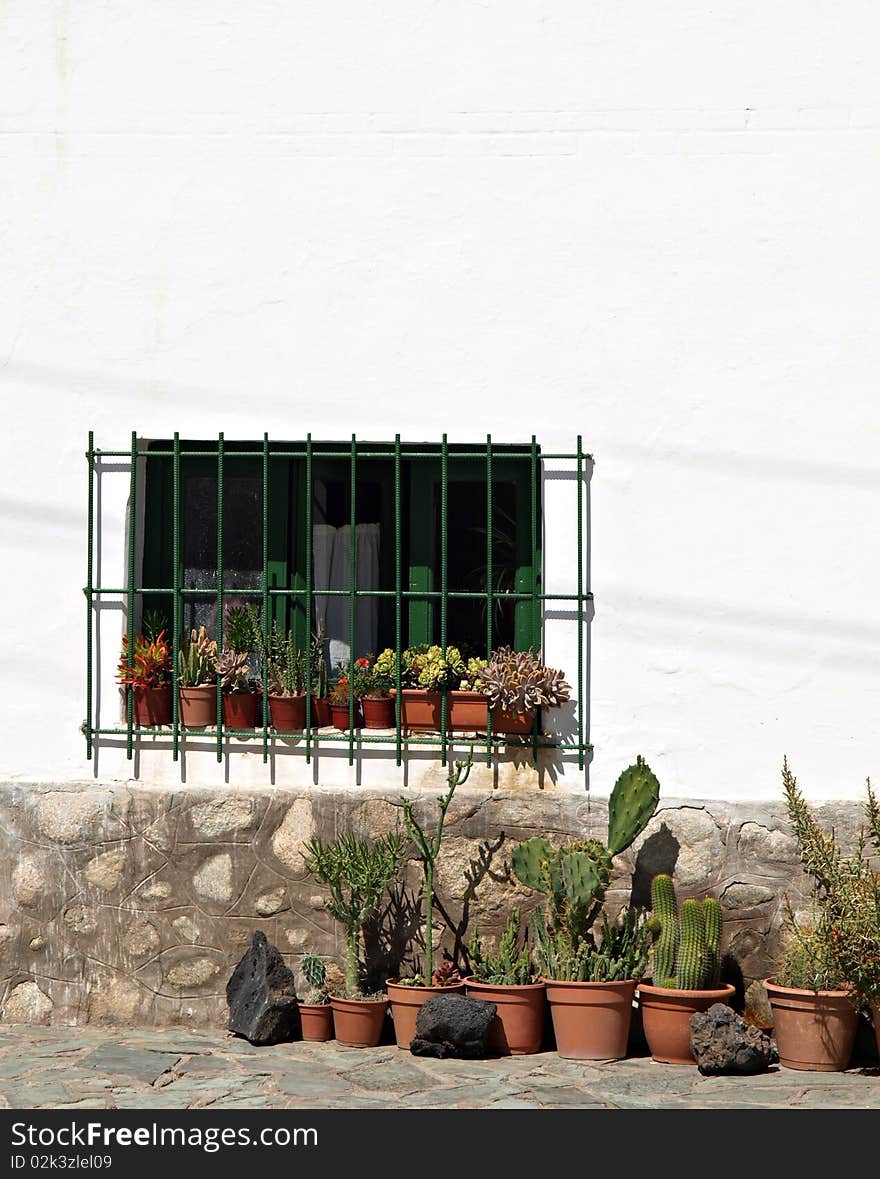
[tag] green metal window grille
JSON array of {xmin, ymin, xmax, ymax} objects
[{"xmin": 83, "ymin": 433, "xmax": 593, "ymax": 773}]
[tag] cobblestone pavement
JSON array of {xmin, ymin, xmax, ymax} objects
[{"xmin": 0, "ymin": 1027, "xmax": 877, "ymax": 1109}]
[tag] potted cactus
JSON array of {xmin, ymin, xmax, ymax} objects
[
  {"xmin": 511, "ymin": 756, "xmax": 660, "ymax": 1059},
  {"xmin": 177, "ymin": 626, "xmax": 218, "ymax": 727},
  {"xmin": 360, "ymin": 653, "xmax": 394, "ymax": 728},
  {"xmin": 329, "ymin": 674, "xmax": 363, "ymax": 730},
  {"xmin": 386, "ymin": 749, "xmax": 473, "ymax": 1048},
  {"xmin": 297, "ymin": 952, "xmax": 334, "ymax": 1042},
  {"xmin": 388, "ymin": 644, "xmax": 467, "ymax": 731},
  {"xmin": 309, "ymin": 628, "xmax": 331, "ymax": 728},
  {"xmin": 460, "ymin": 645, "xmax": 571, "ymax": 734},
  {"xmin": 254, "ymin": 621, "xmax": 307, "ymax": 732},
  {"xmin": 116, "ymin": 619, "xmax": 173, "ymax": 726},
  {"xmin": 638, "ymin": 874, "xmax": 734, "ymax": 1064},
  {"xmin": 304, "ymin": 831, "xmax": 406, "ymax": 1047},
  {"xmin": 465, "ymin": 910, "xmax": 546, "ymax": 1055}
]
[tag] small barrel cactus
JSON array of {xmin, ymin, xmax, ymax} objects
[{"xmin": 648, "ymin": 874, "xmax": 723, "ymax": 990}]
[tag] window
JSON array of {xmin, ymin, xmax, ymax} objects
[{"xmin": 83, "ymin": 433, "xmax": 590, "ymax": 770}]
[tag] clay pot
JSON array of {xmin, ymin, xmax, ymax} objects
[
  {"xmin": 330, "ymin": 702, "xmax": 362, "ymax": 730},
  {"xmin": 298, "ymin": 1002, "xmax": 334, "ymax": 1043},
  {"xmin": 392, "ymin": 689, "xmax": 535, "ymax": 734},
  {"xmin": 178, "ymin": 684, "xmax": 217, "ymax": 728},
  {"xmin": 386, "ymin": 979, "xmax": 466, "ymax": 1049},
  {"xmin": 464, "ymin": 978, "xmax": 546, "ymax": 1055},
  {"xmin": 130, "ymin": 684, "xmax": 172, "ymax": 727},
  {"xmin": 222, "ymin": 691, "xmax": 259, "ymax": 731},
  {"xmin": 543, "ymin": 977, "xmax": 637, "ymax": 1060},
  {"xmin": 268, "ymin": 693, "xmax": 306, "ymax": 733},
  {"xmin": 311, "ymin": 696, "xmax": 332, "ymax": 728},
  {"xmin": 764, "ymin": 978, "xmax": 858, "ymax": 1071},
  {"xmin": 362, "ymin": 696, "xmax": 395, "ymax": 729},
  {"xmin": 329, "ymin": 996, "xmax": 388, "ymax": 1048},
  {"xmin": 637, "ymin": 982, "xmax": 736, "ymax": 1064}
]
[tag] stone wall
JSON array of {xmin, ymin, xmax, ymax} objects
[{"xmin": 0, "ymin": 780, "xmax": 855, "ymax": 1028}]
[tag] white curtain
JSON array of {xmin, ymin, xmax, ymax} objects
[{"xmin": 314, "ymin": 523, "xmax": 380, "ymax": 671}]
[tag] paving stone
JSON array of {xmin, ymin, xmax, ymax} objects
[
  {"xmin": 347, "ymin": 1060, "xmax": 437, "ymax": 1095},
  {"xmin": 81, "ymin": 1045, "xmax": 182, "ymax": 1082}
]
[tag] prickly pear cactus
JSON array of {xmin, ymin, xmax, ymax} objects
[
  {"xmin": 607, "ymin": 755, "xmax": 661, "ymax": 856},
  {"xmin": 510, "ymin": 837, "xmax": 555, "ymax": 893}
]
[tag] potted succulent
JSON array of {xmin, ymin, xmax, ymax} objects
[
  {"xmin": 254, "ymin": 621, "xmax": 307, "ymax": 732},
  {"xmin": 329, "ymin": 671, "xmax": 363, "ymax": 730},
  {"xmin": 177, "ymin": 626, "xmax": 218, "ymax": 728},
  {"xmin": 309, "ymin": 628, "xmax": 331, "ymax": 728},
  {"xmin": 511, "ymin": 756, "xmax": 661, "ymax": 1059},
  {"xmin": 466, "ymin": 910, "xmax": 545, "ymax": 1055},
  {"xmin": 471, "ymin": 645, "xmax": 571, "ymax": 735},
  {"xmin": 297, "ymin": 952, "xmax": 334, "ymax": 1042},
  {"xmin": 217, "ymin": 605, "xmax": 261, "ymax": 730},
  {"xmin": 389, "ymin": 644, "xmax": 467, "ymax": 731},
  {"xmin": 116, "ymin": 616, "xmax": 173, "ymax": 726},
  {"xmin": 304, "ymin": 830, "xmax": 406, "ymax": 1047},
  {"xmin": 361, "ymin": 652, "xmax": 394, "ymax": 728},
  {"xmin": 763, "ymin": 758, "xmax": 867, "ymax": 1071},
  {"xmin": 386, "ymin": 749, "xmax": 473, "ymax": 1048},
  {"xmin": 637, "ymin": 874, "xmax": 734, "ymax": 1065}
]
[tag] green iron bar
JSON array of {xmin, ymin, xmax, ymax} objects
[
  {"xmin": 394, "ymin": 433, "xmax": 402, "ymax": 766},
  {"xmin": 261, "ymin": 433, "xmax": 270, "ymax": 763},
  {"xmin": 348, "ymin": 433, "xmax": 356, "ymax": 766},
  {"xmin": 577, "ymin": 434, "xmax": 584, "ymax": 772},
  {"xmin": 215, "ymin": 431, "xmax": 224, "ymax": 762},
  {"xmin": 305, "ymin": 433, "xmax": 313, "ymax": 764},
  {"xmin": 485, "ymin": 433, "xmax": 493, "ymax": 766},
  {"xmin": 91, "ymin": 726, "xmax": 592, "ymax": 752},
  {"xmin": 530, "ymin": 434, "xmax": 539, "ymax": 770},
  {"xmin": 172, "ymin": 432, "xmax": 181, "ymax": 760},
  {"xmin": 126, "ymin": 430, "xmax": 137, "ymax": 759},
  {"xmin": 85, "ymin": 431, "xmax": 94, "ymax": 760},
  {"xmin": 95, "ymin": 448, "xmax": 591, "ymax": 461},
  {"xmin": 440, "ymin": 432, "xmax": 448, "ymax": 766},
  {"xmin": 85, "ymin": 586, "xmax": 592, "ymax": 601}
]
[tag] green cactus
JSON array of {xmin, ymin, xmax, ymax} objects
[
  {"xmin": 468, "ymin": 910, "xmax": 533, "ymax": 986},
  {"xmin": 648, "ymin": 874, "xmax": 725, "ymax": 991},
  {"xmin": 649, "ymin": 872, "xmax": 678, "ymax": 986},
  {"xmin": 301, "ymin": 952, "xmax": 326, "ymax": 992},
  {"xmin": 702, "ymin": 896, "xmax": 722, "ymax": 987},
  {"xmin": 607, "ymin": 755, "xmax": 661, "ymax": 856},
  {"xmin": 510, "ymin": 837, "xmax": 554, "ymax": 894}
]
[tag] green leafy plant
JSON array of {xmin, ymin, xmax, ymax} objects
[
  {"xmin": 225, "ymin": 605, "xmax": 258, "ymax": 655},
  {"xmin": 468, "ymin": 910, "xmax": 534, "ymax": 985},
  {"xmin": 143, "ymin": 609, "xmax": 169, "ymax": 644},
  {"xmin": 400, "ymin": 747, "xmax": 474, "ymax": 983},
  {"xmin": 778, "ymin": 758, "xmax": 880, "ymax": 1004},
  {"xmin": 531, "ymin": 905, "xmax": 651, "ymax": 983},
  {"xmin": 480, "ymin": 646, "xmax": 570, "ymax": 715},
  {"xmin": 647, "ymin": 874, "xmax": 723, "ymax": 990},
  {"xmin": 177, "ymin": 626, "xmax": 217, "ymax": 688},
  {"xmin": 300, "ymin": 952, "xmax": 330, "ymax": 1005},
  {"xmin": 303, "ymin": 832, "xmax": 406, "ymax": 997}
]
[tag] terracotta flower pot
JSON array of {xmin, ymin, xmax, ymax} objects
[
  {"xmin": 362, "ymin": 696, "xmax": 395, "ymax": 729},
  {"xmin": 178, "ymin": 684, "xmax": 217, "ymax": 728},
  {"xmin": 543, "ymin": 977, "xmax": 637, "ymax": 1061},
  {"xmin": 465, "ymin": 978, "xmax": 546, "ymax": 1055},
  {"xmin": 391, "ymin": 689, "xmax": 536, "ymax": 734},
  {"xmin": 448, "ymin": 691, "xmax": 536, "ymax": 735},
  {"xmin": 386, "ymin": 979, "xmax": 466, "ymax": 1049},
  {"xmin": 329, "ymin": 996, "xmax": 388, "ymax": 1048},
  {"xmin": 637, "ymin": 982, "xmax": 736, "ymax": 1064},
  {"xmin": 130, "ymin": 684, "xmax": 172, "ymax": 727},
  {"xmin": 311, "ymin": 696, "xmax": 332, "ymax": 728},
  {"xmin": 298, "ymin": 1002, "xmax": 334, "ymax": 1043},
  {"xmin": 222, "ymin": 691, "xmax": 259, "ymax": 731},
  {"xmin": 330, "ymin": 702, "xmax": 362, "ymax": 730},
  {"xmin": 269, "ymin": 693, "xmax": 306, "ymax": 733},
  {"xmin": 764, "ymin": 978, "xmax": 858, "ymax": 1072}
]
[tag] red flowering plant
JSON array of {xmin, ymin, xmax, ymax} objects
[{"xmin": 334, "ymin": 656, "xmax": 390, "ymax": 701}]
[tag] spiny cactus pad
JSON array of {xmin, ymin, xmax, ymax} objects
[
  {"xmin": 607, "ymin": 755, "xmax": 661, "ymax": 856},
  {"xmin": 510, "ymin": 837, "xmax": 555, "ymax": 893}
]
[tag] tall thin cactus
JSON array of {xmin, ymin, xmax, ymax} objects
[{"xmin": 648, "ymin": 874, "xmax": 724, "ymax": 990}]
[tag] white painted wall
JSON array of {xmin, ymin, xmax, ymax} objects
[{"xmin": 2, "ymin": 2, "xmax": 879, "ymax": 799}]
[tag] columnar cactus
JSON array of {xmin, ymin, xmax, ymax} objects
[{"xmin": 648, "ymin": 874, "xmax": 724, "ymax": 990}]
